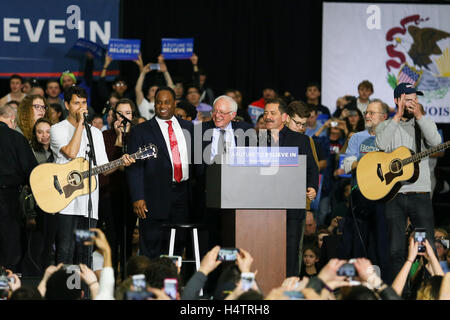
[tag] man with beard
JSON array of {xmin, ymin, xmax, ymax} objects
[
  {"xmin": 375, "ymin": 83, "xmax": 441, "ymax": 294},
  {"xmin": 342, "ymin": 100, "xmax": 390, "ymax": 282}
]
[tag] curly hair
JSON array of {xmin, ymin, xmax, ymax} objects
[{"xmin": 17, "ymin": 94, "xmax": 49, "ymax": 141}]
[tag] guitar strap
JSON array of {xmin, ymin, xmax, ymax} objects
[{"xmin": 414, "ymin": 119, "xmax": 421, "ymax": 154}]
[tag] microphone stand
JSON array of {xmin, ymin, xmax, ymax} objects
[
  {"xmin": 114, "ymin": 111, "xmax": 133, "ymax": 280},
  {"xmin": 83, "ymin": 115, "xmax": 97, "ymax": 284}
]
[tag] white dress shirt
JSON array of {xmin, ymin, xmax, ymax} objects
[{"xmin": 210, "ymin": 121, "xmax": 236, "ymax": 161}]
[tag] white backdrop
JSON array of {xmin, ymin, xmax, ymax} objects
[{"xmin": 322, "ymin": 2, "xmax": 450, "ymax": 123}]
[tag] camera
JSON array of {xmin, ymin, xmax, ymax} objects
[
  {"xmin": 74, "ymin": 229, "xmax": 96, "ymax": 243},
  {"xmin": 240, "ymin": 272, "xmax": 255, "ymax": 292},
  {"xmin": 217, "ymin": 248, "xmax": 240, "ymax": 261},
  {"xmin": 164, "ymin": 278, "xmax": 177, "ymax": 300},
  {"xmin": 337, "ymin": 263, "xmax": 356, "ymax": 277},
  {"xmin": 330, "ymin": 121, "xmax": 338, "ymax": 127},
  {"xmin": 414, "ymin": 228, "xmax": 426, "ymax": 253}
]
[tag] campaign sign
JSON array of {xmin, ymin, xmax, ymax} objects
[
  {"xmin": 108, "ymin": 38, "xmax": 140, "ymax": 60},
  {"xmin": 72, "ymin": 38, "xmax": 105, "ymax": 59},
  {"xmin": 227, "ymin": 147, "xmax": 298, "ymax": 167},
  {"xmin": 248, "ymin": 105, "xmax": 264, "ymax": 126},
  {"xmin": 161, "ymin": 38, "xmax": 194, "ymax": 60},
  {"xmin": 338, "ymin": 154, "xmax": 352, "ymax": 178}
]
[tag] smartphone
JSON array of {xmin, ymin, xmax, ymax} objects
[
  {"xmin": 415, "ymin": 228, "xmax": 426, "ymax": 253},
  {"xmin": 284, "ymin": 291, "xmax": 305, "ymax": 300},
  {"xmin": 330, "ymin": 121, "xmax": 338, "ymax": 127},
  {"xmin": 201, "ymin": 111, "xmax": 212, "ymax": 118},
  {"xmin": 337, "ymin": 263, "xmax": 356, "ymax": 277},
  {"xmin": 164, "ymin": 278, "xmax": 177, "ymax": 300},
  {"xmin": 240, "ymin": 272, "xmax": 255, "ymax": 292},
  {"xmin": 74, "ymin": 229, "xmax": 96, "ymax": 243},
  {"xmin": 217, "ymin": 248, "xmax": 239, "ymax": 261},
  {"xmin": 160, "ymin": 255, "xmax": 182, "ymax": 268},
  {"xmin": 149, "ymin": 63, "xmax": 160, "ymax": 71},
  {"xmin": 125, "ymin": 291, "xmax": 155, "ymax": 300},
  {"xmin": 132, "ymin": 274, "xmax": 146, "ymax": 291},
  {"xmin": 63, "ymin": 264, "xmax": 80, "ymax": 272}
]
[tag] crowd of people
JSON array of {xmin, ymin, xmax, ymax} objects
[{"xmin": 0, "ymin": 51, "xmax": 449, "ymax": 301}]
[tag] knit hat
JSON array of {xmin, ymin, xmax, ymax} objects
[{"xmin": 60, "ymin": 71, "xmax": 77, "ymax": 86}]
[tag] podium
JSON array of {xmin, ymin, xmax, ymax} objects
[{"xmin": 206, "ymin": 148, "xmax": 306, "ymax": 294}]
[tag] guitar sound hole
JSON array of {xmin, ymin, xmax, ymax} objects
[
  {"xmin": 67, "ymin": 171, "xmax": 83, "ymax": 186},
  {"xmin": 390, "ymin": 159, "xmax": 403, "ymax": 174}
]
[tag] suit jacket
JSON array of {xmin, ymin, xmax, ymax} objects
[
  {"xmin": 195, "ymin": 120, "xmax": 255, "ymax": 176},
  {"xmin": 126, "ymin": 116, "xmax": 194, "ymax": 220},
  {"xmin": 278, "ymin": 126, "xmax": 319, "ymax": 192}
]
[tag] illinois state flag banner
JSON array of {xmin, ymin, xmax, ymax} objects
[{"xmin": 322, "ymin": 2, "xmax": 450, "ymax": 123}]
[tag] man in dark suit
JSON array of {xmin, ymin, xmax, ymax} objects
[
  {"xmin": 126, "ymin": 86, "xmax": 194, "ymax": 259},
  {"xmin": 263, "ymin": 98, "xmax": 319, "ymax": 277},
  {"xmin": 194, "ymin": 95, "xmax": 255, "ymax": 252}
]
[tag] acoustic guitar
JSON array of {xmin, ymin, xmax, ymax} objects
[
  {"xmin": 30, "ymin": 144, "xmax": 157, "ymax": 214},
  {"xmin": 356, "ymin": 141, "xmax": 449, "ymax": 201}
]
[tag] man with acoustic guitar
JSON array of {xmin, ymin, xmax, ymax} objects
[
  {"xmin": 50, "ymin": 86, "xmax": 135, "ymax": 265},
  {"xmin": 375, "ymin": 83, "xmax": 442, "ymax": 295}
]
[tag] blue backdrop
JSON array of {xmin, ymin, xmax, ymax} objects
[{"xmin": 0, "ymin": 0, "xmax": 119, "ymax": 78}]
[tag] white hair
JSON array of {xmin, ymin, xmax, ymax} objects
[{"xmin": 213, "ymin": 95, "xmax": 238, "ymax": 113}]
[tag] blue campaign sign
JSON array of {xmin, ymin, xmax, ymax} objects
[
  {"xmin": 0, "ymin": 0, "xmax": 119, "ymax": 78},
  {"xmin": 161, "ymin": 38, "xmax": 194, "ymax": 60},
  {"xmin": 228, "ymin": 147, "xmax": 299, "ymax": 167},
  {"xmin": 108, "ymin": 39, "xmax": 140, "ymax": 60},
  {"xmin": 72, "ymin": 38, "xmax": 106, "ymax": 59},
  {"xmin": 338, "ymin": 154, "xmax": 352, "ymax": 178}
]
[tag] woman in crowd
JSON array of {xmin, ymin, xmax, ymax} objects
[{"xmin": 16, "ymin": 94, "xmax": 50, "ymax": 141}]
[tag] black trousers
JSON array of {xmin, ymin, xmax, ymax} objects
[
  {"xmin": 0, "ymin": 188, "xmax": 22, "ymax": 271},
  {"xmin": 286, "ymin": 209, "xmax": 306, "ymax": 277},
  {"xmin": 98, "ymin": 190, "xmax": 136, "ymax": 278},
  {"xmin": 20, "ymin": 208, "xmax": 57, "ymax": 276},
  {"xmin": 139, "ymin": 182, "xmax": 190, "ymax": 259}
]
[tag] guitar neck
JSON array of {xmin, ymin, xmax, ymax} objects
[
  {"xmin": 403, "ymin": 141, "xmax": 450, "ymax": 165},
  {"xmin": 81, "ymin": 153, "xmax": 138, "ymax": 178}
]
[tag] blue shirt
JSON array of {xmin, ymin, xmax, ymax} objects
[{"xmin": 345, "ymin": 130, "xmax": 379, "ymax": 161}]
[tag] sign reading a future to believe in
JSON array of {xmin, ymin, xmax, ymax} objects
[{"xmin": 161, "ymin": 38, "xmax": 194, "ymax": 60}]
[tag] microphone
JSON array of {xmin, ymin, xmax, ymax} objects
[{"xmin": 102, "ymin": 103, "xmax": 111, "ymax": 115}]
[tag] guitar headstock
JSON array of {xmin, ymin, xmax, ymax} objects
[{"xmin": 136, "ymin": 144, "xmax": 158, "ymax": 160}]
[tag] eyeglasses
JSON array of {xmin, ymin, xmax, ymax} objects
[
  {"xmin": 290, "ymin": 118, "xmax": 307, "ymax": 128},
  {"xmin": 363, "ymin": 111, "xmax": 384, "ymax": 116},
  {"xmin": 33, "ymin": 104, "xmax": 48, "ymax": 111},
  {"xmin": 212, "ymin": 110, "xmax": 233, "ymax": 116}
]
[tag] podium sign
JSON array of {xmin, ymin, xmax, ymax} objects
[{"xmin": 206, "ymin": 147, "xmax": 306, "ymax": 209}]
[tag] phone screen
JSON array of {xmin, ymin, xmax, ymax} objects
[
  {"xmin": 217, "ymin": 248, "xmax": 239, "ymax": 261},
  {"xmin": 241, "ymin": 273, "xmax": 255, "ymax": 291},
  {"xmin": 164, "ymin": 278, "xmax": 177, "ymax": 300},
  {"xmin": 337, "ymin": 263, "xmax": 356, "ymax": 277},
  {"xmin": 132, "ymin": 274, "xmax": 146, "ymax": 291},
  {"xmin": 415, "ymin": 230, "xmax": 426, "ymax": 252}
]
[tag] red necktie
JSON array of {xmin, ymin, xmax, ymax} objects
[{"xmin": 166, "ymin": 120, "xmax": 182, "ymax": 182}]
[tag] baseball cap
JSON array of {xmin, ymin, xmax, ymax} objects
[{"xmin": 394, "ymin": 83, "xmax": 423, "ymax": 98}]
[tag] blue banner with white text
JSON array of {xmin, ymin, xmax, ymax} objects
[{"xmin": 0, "ymin": 0, "xmax": 119, "ymax": 78}]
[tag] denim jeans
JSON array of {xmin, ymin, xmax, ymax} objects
[
  {"xmin": 384, "ymin": 193, "xmax": 435, "ymax": 286},
  {"xmin": 56, "ymin": 214, "xmax": 80, "ymax": 264}
]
